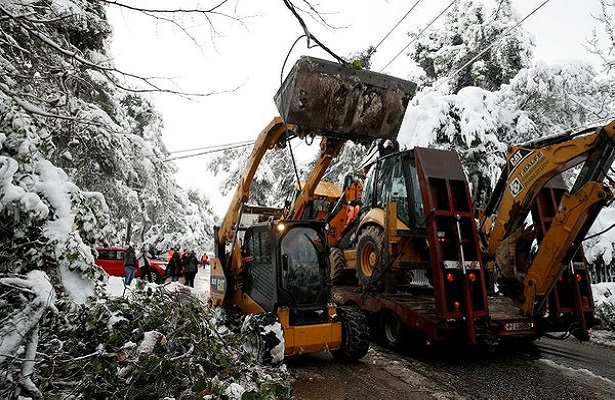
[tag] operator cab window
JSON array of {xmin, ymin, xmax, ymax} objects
[
  {"xmin": 403, "ymin": 152, "xmax": 425, "ymax": 228},
  {"xmin": 244, "ymin": 228, "xmax": 275, "ymax": 302},
  {"xmin": 375, "ymin": 155, "xmax": 411, "ymax": 226},
  {"xmin": 280, "ymin": 227, "xmax": 324, "ymax": 305}
]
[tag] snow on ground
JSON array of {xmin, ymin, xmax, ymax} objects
[
  {"xmin": 102, "ymin": 270, "xmax": 613, "ymax": 350},
  {"xmin": 104, "ymin": 265, "xmax": 210, "ymax": 301},
  {"xmin": 538, "ymin": 359, "xmax": 615, "ymax": 393}
]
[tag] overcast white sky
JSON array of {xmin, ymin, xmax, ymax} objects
[{"xmin": 108, "ymin": 0, "xmax": 606, "ymax": 215}]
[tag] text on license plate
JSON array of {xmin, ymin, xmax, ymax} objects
[{"xmin": 505, "ymin": 322, "xmax": 533, "ymax": 331}]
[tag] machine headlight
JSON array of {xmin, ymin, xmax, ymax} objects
[{"xmin": 276, "ymin": 222, "xmax": 286, "ymax": 233}]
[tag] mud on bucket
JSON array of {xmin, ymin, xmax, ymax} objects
[{"xmin": 274, "ymin": 56, "xmax": 417, "ymax": 143}]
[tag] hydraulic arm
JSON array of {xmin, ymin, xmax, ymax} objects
[
  {"xmin": 480, "ymin": 120, "xmax": 615, "ymax": 315},
  {"xmin": 285, "ymin": 137, "xmax": 347, "ymax": 221},
  {"xmin": 211, "ymin": 117, "xmax": 290, "ymax": 305}
]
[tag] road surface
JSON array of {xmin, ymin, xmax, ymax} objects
[
  {"xmin": 194, "ymin": 264, "xmax": 615, "ymax": 399},
  {"xmin": 289, "ymin": 337, "xmax": 615, "ymax": 400}
]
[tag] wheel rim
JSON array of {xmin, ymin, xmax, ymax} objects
[
  {"xmin": 361, "ymin": 242, "xmax": 377, "ymax": 276},
  {"xmin": 382, "ymin": 312, "xmax": 402, "ymax": 347}
]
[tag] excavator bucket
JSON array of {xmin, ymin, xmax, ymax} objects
[{"xmin": 274, "ymin": 56, "xmax": 417, "ymax": 143}]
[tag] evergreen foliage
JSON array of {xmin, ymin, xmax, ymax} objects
[
  {"xmin": 408, "ymin": 0, "xmax": 533, "ymax": 93},
  {"xmin": 29, "ymin": 285, "xmax": 291, "ymax": 399},
  {"xmin": 0, "ymin": 0, "xmax": 219, "ymax": 396}
]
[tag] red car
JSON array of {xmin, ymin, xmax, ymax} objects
[{"xmin": 94, "ymin": 246, "xmax": 167, "ymax": 283}]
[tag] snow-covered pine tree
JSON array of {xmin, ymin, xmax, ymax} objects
[
  {"xmin": 400, "ymin": 0, "xmax": 615, "ymax": 282},
  {"xmin": 586, "ymin": 0, "xmax": 615, "ymax": 77},
  {"xmin": 0, "ymin": 1, "xmax": 219, "ymax": 396},
  {"xmin": 409, "ymin": 0, "xmax": 533, "ymax": 94}
]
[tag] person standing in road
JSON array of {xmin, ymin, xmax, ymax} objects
[
  {"xmin": 200, "ymin": 252, "xmax": 210, "ymax": 269},
  {"xmin": 166, "ymin": 248, "xmax": 182, "ymax": 283},
  {"xmin": 138, "ymin": 245, "xmax": 153, "ymax": 283},
  {"xmin": 123, "ymin": 243, "xmax": 137, "ymax": 286},
  {"xmin": 181, "ymin": 250, "xmax": 199, "ymax": 288}
]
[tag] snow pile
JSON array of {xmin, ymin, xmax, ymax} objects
[{"xmin": 584, "ymin": 208, "xmax": 615, "ymax": 265}]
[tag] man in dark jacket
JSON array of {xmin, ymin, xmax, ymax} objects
[
  {"xmin": 378, "ymin": 138, "xmax": 400, "ymax": 158},
  {"xmin": 123, "ymin": 244, "xmax": 137, "ymax": 286},
  {"xmin": 181, "ymin": 250, "xmax": 199, "ymax": 288},
  {"xmin": 166, "ymin": 249, "xmax": 182, "ymax": 282}
]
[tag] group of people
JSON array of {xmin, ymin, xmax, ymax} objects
[
  {"xmin": 165, "ymin": 247, "xmax": 201, "ymax": 287},
  {"xmin": 123, "ymin": 243, "xmax": 210, "ymax": 288}
]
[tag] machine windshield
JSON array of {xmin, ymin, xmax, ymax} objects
[{"xmin": 280, "ymin": 227, "xmax": 326, "ymax": 305}]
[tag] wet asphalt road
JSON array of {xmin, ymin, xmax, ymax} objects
[{"xmin": 289, "ymin": 336, "xmax": 615, "ymax": 400}]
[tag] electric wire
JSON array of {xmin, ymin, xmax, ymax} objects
[
  {"xmin": 379, "ymin": 0, "xmax": 456, "ymax": 72},
  {"xmin": 165, "ymin": 141, "xmax": 254, "ymax": 162},
  {"xmin": 164, "ymin": 130, "xmax": 313, "ymax": 163},
  {"xmin": 373, "ymin": 0, "xmax": 424, "ymax": 53},
  {"xmin": 287, "ymin": 135, "xmax": 302, "ymax": 192},
  {"xmin": 168, "ymin": 140, "xmax": 255, "ymax": 155},
  {"xmin": 281, "ymin": 34, "xmax": 307, "ymax": 87},
  {"xmin": 583, "ymin": 221, "xmax": 615, "ymax": 242},
  {"xmin": 434, "ymin": 0, "xmax": 551, "ymax": 90}
]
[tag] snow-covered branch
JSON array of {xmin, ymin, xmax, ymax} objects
[{"xmin": 0, "ymin": 271, "xmax": 57, "ymax": 365}]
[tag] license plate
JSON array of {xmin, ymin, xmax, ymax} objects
[{"xmin": 505, "ymin": 322, "xmax": 532, "ymax": 331}]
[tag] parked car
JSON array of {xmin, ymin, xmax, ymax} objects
[{"xmin": 94, "ymin": 246, "xmax": 167, "ymax": 283}]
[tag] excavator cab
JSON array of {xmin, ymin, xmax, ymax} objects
[
  {"xmin": 241, "ymin": 220, "xmax": 331, "ymax": 320},
  {"xmin": 212, "ymin": 214, "xmax": 371, "ymax": 363}
]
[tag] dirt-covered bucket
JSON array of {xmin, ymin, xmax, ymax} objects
[{"xmin": 274, "ymin": 56, "xmax": 416, "ymax": 142}]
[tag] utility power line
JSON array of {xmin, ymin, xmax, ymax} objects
[
  {"xmin": 379, "ymin": 0, "xmax": 456, "ymax": 72},
  {"xmin": 434, "ymin": 0, "xmax": 551, "ymax": 90},
  {"xmin": 373, "ymin": 0, "xmax": 424, "ymax": 52},
  {"xmin": 165, "ymin": 141, "xmax": 254, "ymax": 162},
  {"xmin": 168, "ymin": 139, "xmax": 255, "ymax": 155}
]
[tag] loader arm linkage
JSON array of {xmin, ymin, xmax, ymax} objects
[{"xmin": 214, "ymin": 117, "xmax": 290, "ymax": 276}]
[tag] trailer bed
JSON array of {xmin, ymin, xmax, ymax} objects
[{"xmin": 332, "ymin": 286, "xmax": 466, "ymax": 342}]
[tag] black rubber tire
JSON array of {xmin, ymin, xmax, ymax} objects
[
  {"xmin": 213, "ymin": 304, "xmax": 244, "ymax": 334},
  {"xmin": 329, "ymin": 247, "xmax": 346, "ymax": 285},
  {"xmin": 241, "ymin": 312, "xmax": 285, "ymax": 366},
  {"xmin": 380, "ymin": 310, "xmax": 404, "ymax": 350},
  {"xmin": 356, "ymin": 226, "xmax": 385, "ymax": 289},
  {"xmin": 331, "ymin": 305, "xmax": 370, "ymax": 361}
]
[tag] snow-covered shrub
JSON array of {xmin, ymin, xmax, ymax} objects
[
  {"xmin": 595, "ymin": 302, "xmax": 615, "ymax": 331},
  {"xmin": 593, "ymin": 283, "xmax": 615, "ymax": 331}
]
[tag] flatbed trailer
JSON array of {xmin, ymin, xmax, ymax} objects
[{"xmin": 331, "ymin": 285, "xmax": 539, "ymax": 349}]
